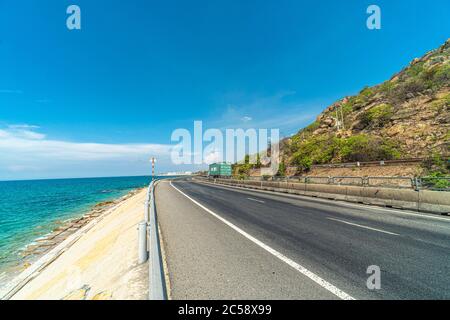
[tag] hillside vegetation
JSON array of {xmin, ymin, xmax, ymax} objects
[
  {"xmin": 283, "ymin": 39, "xmax": 450, "ymax": 175},
  {"xmin": 236, "ymin": 39, "xmax": 450, "ymax": 177}
]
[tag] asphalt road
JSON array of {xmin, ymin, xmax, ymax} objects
[{"xmin": 155, "ymin": 179, "xmax": 450, "ymax": 300}]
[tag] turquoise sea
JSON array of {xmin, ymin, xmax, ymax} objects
[{"xmin": 0, "ymin": 176, "xmax": 155, "ymax": 280}]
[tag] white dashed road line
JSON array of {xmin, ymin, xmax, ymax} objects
[
  {"xmin": 247, "ymin": 197, "xmax": 265, "ymax": 204},
  {"xmin": 327, "ymin": 217, "xmax": 400, "ymax": 236}
]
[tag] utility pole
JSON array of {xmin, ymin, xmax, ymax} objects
[
  {"xmin": 335, "ymin": 108, "xmax": 341, "ymax": 131},
  {"xmin": 340, "ymin": 105, "xmax": 345, "ymax": 130},
  {"xmin": 335, "ymin": 105, "xmax": 345, "ymax": 131},
  {"xmin": 151, "ymin": 157, "xmax": 156, "ymax": 182}
]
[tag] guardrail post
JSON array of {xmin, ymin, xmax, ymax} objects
[
  {"xmin": 414, "ymin": 177, "xmax": 421, "ymax": 191},
  {"xmin": 138, "ymin": 221, "xmax": 148, "ymax": 264},
  {"xmin": 144, "ymin": 200, "xmax": 149, "ymax": 223}
]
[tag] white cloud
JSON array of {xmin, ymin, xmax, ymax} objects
[
  {"xmin": 203, "ymin": 149, "xmax": 222, "ymax": 165},
  {"xmin": 0, "ymin": 127, "xmax": 171, "ymax": 161},
  {"xmin": 3, "ymin": 127, "xmax": 46, "ymax": 140},
  {"xmin": 0, "ymin": 125, "xmax": 174, "ymax": 179},
  {"xmin": 5, "ymin": 124, "xmax": 45, "ymax": 139},
  {"xmin": 241, "ymin": 116, "xmax": 252, "ymax": 122}
]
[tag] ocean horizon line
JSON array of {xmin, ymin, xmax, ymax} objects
[{"xmin": 0, "ymin": 174, "xmax": 160, "ymax": 183}]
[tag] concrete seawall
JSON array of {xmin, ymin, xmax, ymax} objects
[
  {"xmin": 202, "ymin": 178, "xmax": 450, "ymax": 215},
  {"xmin": 3, "ymin": 189, "xmax": 149, "ymax": 300}
]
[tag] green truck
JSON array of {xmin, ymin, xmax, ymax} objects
[{"xmin": 208, "ymin": 162, "xmax": 232, "ymax": 177}]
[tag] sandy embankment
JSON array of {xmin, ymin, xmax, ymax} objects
[{"xmin": 7, "ymin": 188, "xmax": 149, "ymax": 300}]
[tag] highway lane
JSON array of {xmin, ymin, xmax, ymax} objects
[
  {"xmin": 156, "ymin": 179, "xmax": 450, "ymax": 299},
  {"xmin": 155, "ymin": 180, "xmax": 340, "ymax": 300}
]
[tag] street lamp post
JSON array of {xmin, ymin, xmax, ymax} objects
[{"xmin": 151, "ymin": 157, "xmax": 156, "ymax": 182}]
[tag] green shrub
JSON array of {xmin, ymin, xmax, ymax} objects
[
  {"xmin": 361, "ymin": 103, "xmax": 393, "ymax": 127},
  {"xmin": 378, "ymin": 81, "xmax": 395, "ymax": 95},
  {"xmin": 388, "ymin": 78, "xmax": 426, "ymax": 104},
  {"xmin": 291, "ymin": 134, "xmax": 401, "ymax": 167},
  {"xmin": 406, "ymin": 61, "xmax": 425, "ymax": 77},
  {"xmin": 292, "ymin": 135, "xmax": 339, "ymax": 170},
  {"xmin": 431, "ymin": 93, "xmax": 450, "ymax": 112},
  {"xmin": 433, "ymin": 63, "xmax": 450, "ymax": 84},
  {"xmin": 379, "ymin": 139, "xmax": 402, "ymax": 160},
  {"xmin": 297, "ymin": 156, "xmax": 313, "ymax": 170},
  {"xmin": 339, "ymin": 134, "xmax": 400, "ymax": 162},
  {"xmin": 419, "ymin": 64, "xmax": 450, "ymax": 91},
  {"xmin": 277, "ymin": 162, "xmax": 286, "ymax": 177},
  {"xmin": 420, "ymin": 66, "xmax": 438, "ymax": 83},
  {"xmin": 239, "ymin": 164, "xmax": 251, "ymax": 174},
  {"xmin": 421, "ymin": 171, "xmax": 450, "ymax": 190},
  {"xmin": 341, "ymin": 102, "xmax": 353, "ymax": 115},
  {"xmin": 303, "ymin": 121, "xmax": 320, "ymax": 133},
  {"xmin": 348, "ymin": 92, "xmax": 368, "ymax": 105},
  {"xmin": 289, "ymin": 121, "xmax": 321, "ymax": 153},
  {"xmin": 360, "ymin": 87, "xmax": 374, "ymax": 99},
  {"xmin": 237, "ymin": 174, "xmax": 247, "ymax": 180},
  {"xmin": 425, "ymin": 153, "xmax": 450, "ymax": 174},
  {"xmin": 430, "ymin": 178, "xmax": 450, "ymax": 190},
  {"xmin": 255, "ymin": 154, "xmax": 261, "ymax": 168}
]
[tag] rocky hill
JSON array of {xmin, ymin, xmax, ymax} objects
[{"xmin": 277, "ymin": 39, "xmax": 449, "ymax": 175}]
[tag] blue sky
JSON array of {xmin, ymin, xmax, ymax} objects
[{"xmin": 0, "ymin": 0, "xmax": 449, "ymax": 180}]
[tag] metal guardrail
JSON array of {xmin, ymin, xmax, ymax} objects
[
  {"xmin": 309, "ymin": 158, "xmax": 426, "ymax": 169},
  {"xmin": 271, "ymin": 176, "xmax": 415, "ymax": 189},
  {"xmin": 206, "ymin": 175, "xmax": 450, "ymax": 191},
  {"xmin": 138, "ymin": 180, "xmax": 167, "ymax": 300}
]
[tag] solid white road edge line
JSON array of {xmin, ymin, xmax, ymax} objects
[
  {"xmin": 326, "ymin": 217, "xmax": 400, "ymax": 236},
  {"xmin": 170, "ymin": 181, "xmax": 355, "ymax": 300}
]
